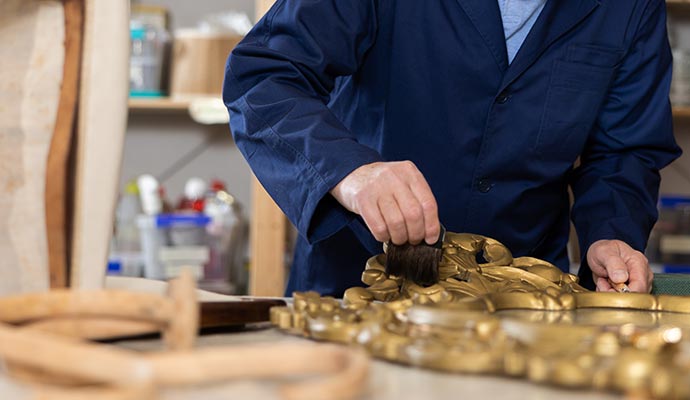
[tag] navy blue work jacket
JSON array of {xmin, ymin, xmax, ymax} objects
[{"xmin": 224, "ymin": 0, "xmax": 681, "ymax": 296}]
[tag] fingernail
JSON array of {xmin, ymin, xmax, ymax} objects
[{"xmin": 611, "ymin": 271, "xmax": 627, "ymax": 282}]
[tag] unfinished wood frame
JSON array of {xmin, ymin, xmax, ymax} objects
[
  {"xmin": 46, "ymin": 0, "xmax": 84, "ymax": 289},
  {"xmin": 0, "ymin": 271, "xmax": 368, "ymax": 400}
]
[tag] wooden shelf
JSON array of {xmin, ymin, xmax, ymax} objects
[
  {"xmin": 667, "ymin": 0, "xmax": 690, "ymax": 12},
  {"xmin": 673, "ymin": 106, "xmax": 690, "ymax": 118},
  {"xmin": 128, "ymin": 97, "xmax": 190, "ymax": 113}
]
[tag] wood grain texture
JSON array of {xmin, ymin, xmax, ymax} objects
[
  {"xmin": 25, "ymin": 317, "xmax": 161, "ymax": 341},
  {"xmin": 250, "ymin": 177, "xmax": 287, "ymax": 296},
  {"xmin": 70, "ymin": 0, "xmax": 129, "ymax": 289},
  {"xmin": 0, "ymin": 1, "xmax": 65, "ymax": 295},
  {"xmin": 248, "ymin": 0, "xmax": 289, "ymax": 297},
  {"xmin": 199, "ymin": 299, "xmax": 285, "ymax": 328},
  {"xmin": 20, "ymin": 300, "xmax": 286, "ymax": 341},
  {"xmin": 46, "ymin": 0, "xmax": 83, "ymax": 289},
  {"xmin": 170, "ymin": 33, "xmax": 242, "ymax": 97}
]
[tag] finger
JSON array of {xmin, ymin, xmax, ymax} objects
[
  {"xmin": 359, "ymin": 201, "xmax": 389, "ymax": 243},
  {"xmin": 586, "ymin": 246, "xmax": 612, "ymax": 280},
  {"xmin": 406, "ymin": 168, "xmax": 440, "ymax": 244},
  {"xmin": 378, "ymin": 195, "xmax": 407, "ymax": 245},
  {"xmin": 392, "ymin": 186, "xmax": 426, "ymax": 245},
  {"xmin": 626, "ymin": 254, "xmax": 651, "ymax": 293},
  {"xmin": 596, "ymin": 276, "xmax": 614, "ymax": 292}
]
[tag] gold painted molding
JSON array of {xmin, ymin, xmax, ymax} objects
[{"xmin": 273, "ymin": 232, "xmax": 690, "ymax": 399}]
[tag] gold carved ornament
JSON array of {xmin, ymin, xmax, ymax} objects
[{"xmin": 272, "ymin": 232, "xmax": 690, "ymax": 399}]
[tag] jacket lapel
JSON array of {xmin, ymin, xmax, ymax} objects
[
  {"xmin": 456, "ymin": 0, "xmax": 509, "ymax": 72},
  {"xmin": 500, "ymin": 0, "xmax": 600, "ymax": 92}
]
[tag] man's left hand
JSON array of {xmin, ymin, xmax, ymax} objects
[{"xmin": 587, "ymin": 239, "xmax": 653, "ymax": 293}]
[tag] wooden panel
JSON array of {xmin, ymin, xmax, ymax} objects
[
  {"xmin": 170, "ymin": 34, "xmax": 243, "ymax": 97},
  {"xmin": 46, "ymin": 0, "xmax": 83, "ymax": 289},
  {"xmin": 70, "ymin": 0, "xmax": 129, "ymax": 289},
  {"xmin": 246, "ymin": 0, "xmax": 288, "ymax": 297},
  {"xmin": 673, "ymin": 106, "xmax": 690, "ymax": 119},
  {"xmin": 256, "ymin": 0, "xmax": 276, "ymax": 19},
  {"xmin": 250, "ymin": 177, "xmax": 287, "ymax": 296},
  {"xmin": 0, "ymin": 1, "xmax": 65, "ymax": 295},
  {"xmin": 128, "ymin": 97, "xmax": 190, "ymax": 112},
  {"xmin": 199, "ymin": 299, "xmax": 286, "ymax": 328}
]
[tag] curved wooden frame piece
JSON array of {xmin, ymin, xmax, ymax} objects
[
  {"xmin": 163, "ymin": 268, "xmax": 198, "ymax": 350},
  {"xmin": 275, "ymin": 231, "xmax": 690, "ymax": 399},
  {"xmin": 0, "ymin": 270, "xmax": 369, "ymax": 400},
  {"xmin": 0, "ymin": 291, "xmax": 174, "ymax": 325},
  {"xmin": 45, "ymin": 0, "xmax": 83, "ymax": 289},
  {"xmin": 24, "ymin": 317, "xmax": 160, "ymax": 341},
  {"xmin": 0, "ymin": 321, "xmax": 369, "ymax": 400},
  {"xmin": 2, "ymin": 271, "xmax": 198, "ymax": 344}
]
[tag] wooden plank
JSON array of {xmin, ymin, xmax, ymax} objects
[
  {"xmin": 250, "ymin": 177, "xmax": 287, "ymax": 296},
  {"xmin": 70, "ymin": 0, "xmax": 129, "ymax": 289},
  {"xmin": 128, "ymin": 97, "xmax": 190, "ymax": 112},
  {"xmin": 246, "ymin": 0, "xmax": 289, "ymax": 297},
  {"xmin": 170, "ymin": 33, "xmax": 243, "ymax": 97},
  {"xmin": 199, "ymin": 299, "xmax": 286, "ymax": 328},
  {"xmin": 673, "ymin": 106, "xmax": 690, "ymax": 119},
  {"xmin": 46, "ymin": 0, "xmax": 83, "ymax": 289},
  {"xmin": 256, "ymin": 0, "xmax": 276, "ymax": 19},
  {"xmin": 0, "ymin": 1, "xmax": 65, "ymax": 295}
]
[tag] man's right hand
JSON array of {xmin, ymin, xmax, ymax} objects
[{"xmin": 330, "ymin": 161, "xmax": 440, "ymax": 245}]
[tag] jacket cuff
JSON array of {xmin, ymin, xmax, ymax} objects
[{"xmin": 302, "ymin": 150, "xmax": 383, "ymax": 244}]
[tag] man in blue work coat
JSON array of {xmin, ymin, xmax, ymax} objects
[{"xmin": 224, "ymin": 0, "xmax": 681, "ymax": 296}]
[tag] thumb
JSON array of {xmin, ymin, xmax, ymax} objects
[
  {"xmin": 601, "ymin": 255, "xmax": 629, "ymax": 283},
  {"xmin": 588, "ymin": 242, "xmax": 629, "ymax": 283}
]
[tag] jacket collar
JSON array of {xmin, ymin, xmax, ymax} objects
[
  {"xmin": 456, "ymin": 0, "xmax": 600, "ymax": 89},
  {"xmin": 456, "ymin": 0, "xmax": 509, "ymax": 72},
  {"xmin": 500, "ymin": 0, "xmax": 600, "ymax": 91}
]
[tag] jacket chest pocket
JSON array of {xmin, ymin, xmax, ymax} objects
[{"xmin": 535, "ymin": 45, "xmax": 621, "ymax": 162}]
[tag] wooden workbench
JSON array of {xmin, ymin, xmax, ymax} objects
[{"xmin": 0, "ymin": 324, "xmax": 620, "ymax": 400}]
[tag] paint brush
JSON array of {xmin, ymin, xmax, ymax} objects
[
  {"xmin": 608, "ymin": 278, "xmax": 630, "ymax": 293},
  {"xmin": 385, "ymin": 225, "xmax": 446, "ymax": 287}
]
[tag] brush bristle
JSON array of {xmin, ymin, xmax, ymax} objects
[{"xmin": 385, "ymin": 243, "xmax": 442, "ymax": 287}]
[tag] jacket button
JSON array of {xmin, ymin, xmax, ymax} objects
[
  {"xmin": 477, "ymin": 178, "xmax": 492, "ymax": 193},
  {"xmin": 496, "ymin": 91, "xmax": 510, "ymax": 104}
]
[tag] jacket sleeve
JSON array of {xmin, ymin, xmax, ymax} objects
[
  {"xmin": 572, "ymin": 0, "xmax": 682, "ymax": 288},
  {"xmin": 223, "ymin": 0, "xmax": 383, "ymax": 242}
]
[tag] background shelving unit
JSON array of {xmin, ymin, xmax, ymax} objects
[{"xmin": 128, "ymin": 97, "xmax": 190, "ymax": 113}]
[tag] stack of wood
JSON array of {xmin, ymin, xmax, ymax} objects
[{"xmin": 0, "ymin": 271, "xmax": 369, "ymax": 400}]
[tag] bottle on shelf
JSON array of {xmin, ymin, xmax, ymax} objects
[
  {"xmin": 136, "ymin": 174, "xmax": 167, "ymax": 279},
  {"xmin": 203, "ymin": 179, "xmax": 249, "ymax": 294},
  {"xmin": 177, "ymin": 177, "xmax": 207, "ymax": 213},
  {"xmin": 111, "ymin": 180, "xmax": 144, "ymax": 277}
]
